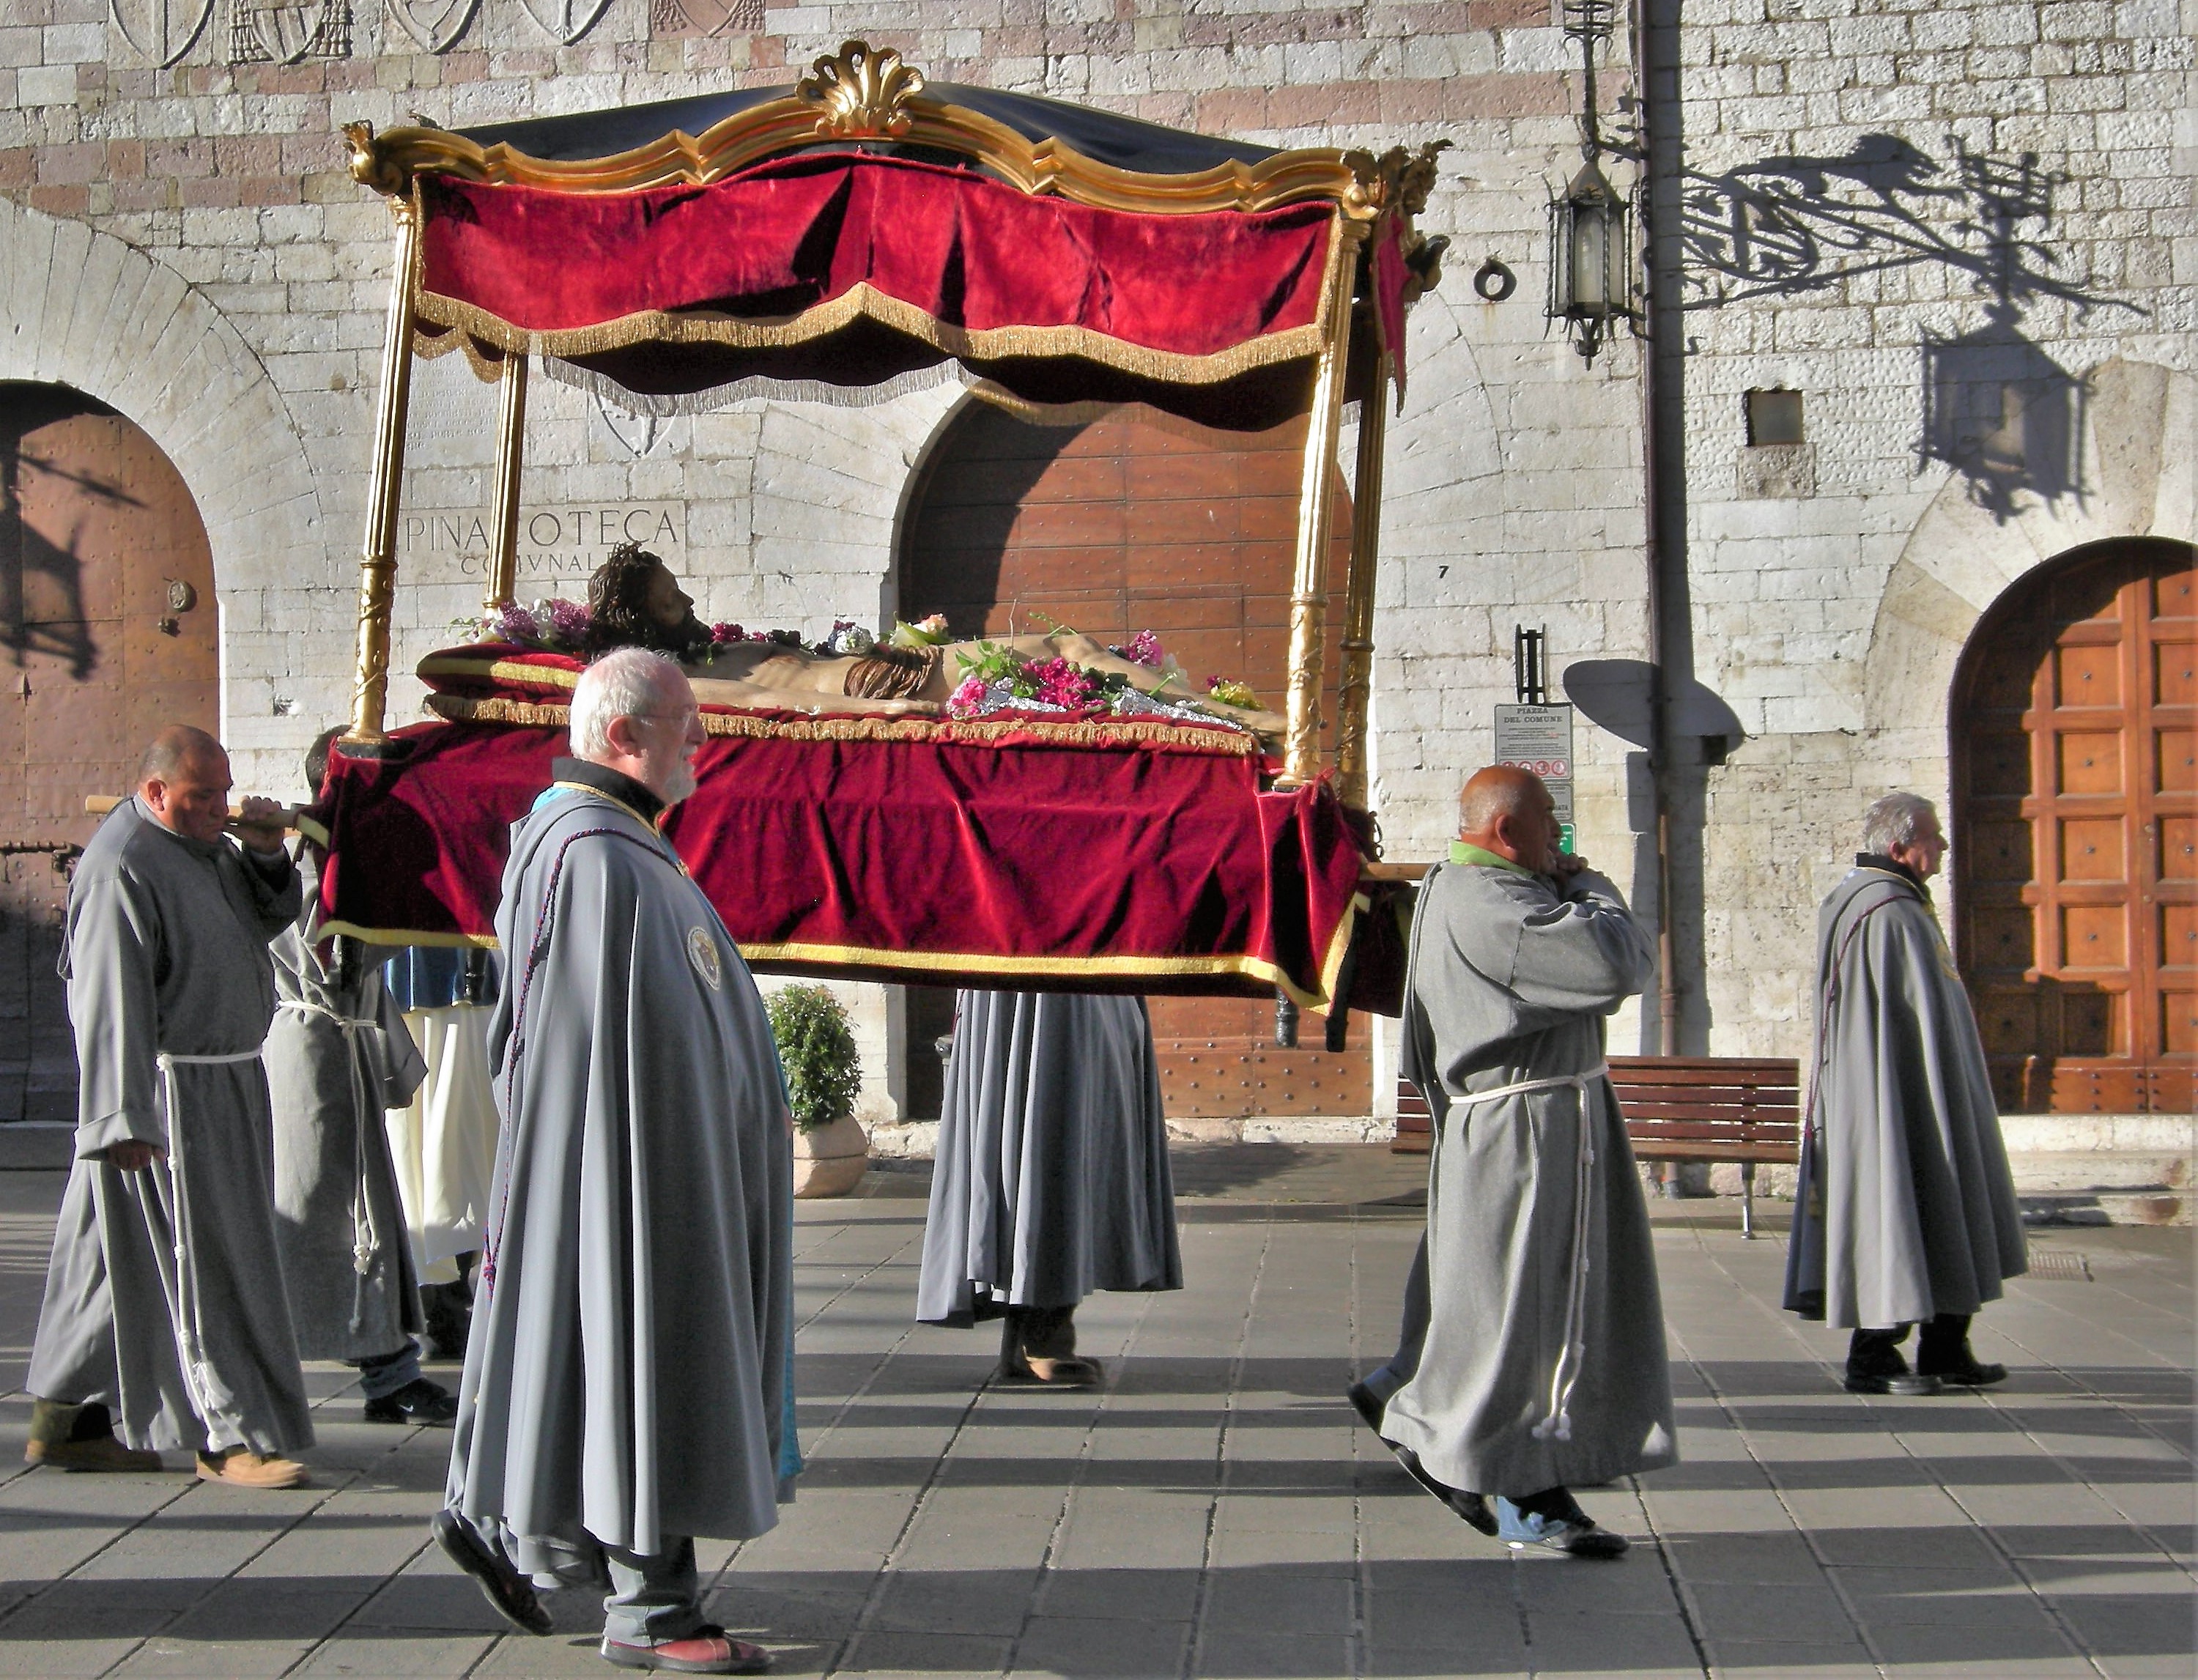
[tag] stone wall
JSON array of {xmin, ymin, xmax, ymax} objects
[{"xmin": 1, "ymin": 0, "xmax": 2188, "ymax": 1116}]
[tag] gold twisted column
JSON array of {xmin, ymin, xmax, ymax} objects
[
  {"xmin": 485, "ymin": 352, "xmax": 529, "ymax": 613},
  {"xmin": 344, "ymin": 199, "xmax": 422, "ymax": 748},
  {"xmin": 1279, "ymin": 215, "xmax": 1363, "ymax": 788},
  {"xmin": 1333, "ymin": 347, "xmax": 1391, "ymax": 812}
]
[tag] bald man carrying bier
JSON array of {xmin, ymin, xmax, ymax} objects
[{"xmin": 1348, "ymin": 766, "xmax": 1675, "ymax": 1558}]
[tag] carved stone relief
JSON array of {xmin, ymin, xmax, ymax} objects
[
  {"xmin": 385, "ymin": 0, "xmax": 478, "ymax": 51},
  {"xmin": 111, "ymin": 0, "xmax": 217, "ymax": 65}
]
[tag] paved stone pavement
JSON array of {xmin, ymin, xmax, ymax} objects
[{"xmin": 0, "ymin": 1148, "xmax": 2191, "ymax": 1679}]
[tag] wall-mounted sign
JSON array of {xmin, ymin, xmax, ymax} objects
[
  {"xmin": 1495, "ymin": 701, "xmax": 1576, "ymax": 853},
  {"xmin": 402, "ymin": 502, "xmax": 686, "ymax": 585}
]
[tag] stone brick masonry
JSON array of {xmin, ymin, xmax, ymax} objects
[{"xmin": 0, "ymin": 0, "xmax": 2188, "ymax": 1117}]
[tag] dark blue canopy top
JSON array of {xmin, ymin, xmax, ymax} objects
[{"xmin": 458, "ymin": 82, "xmax": 1279, "ymax": 176}]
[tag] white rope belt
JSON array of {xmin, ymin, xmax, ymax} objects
[
  {"xmin": 1457, "ymin": 1064, "xmax": 1609, "ymax": 1444},
  {"xmin": 278, "ymin": 1000, "xmax": 383, "ymax": 1284},
  {"xmin": 153, "ymin": 1048, "xmax": 264, "ymax": 1425}
]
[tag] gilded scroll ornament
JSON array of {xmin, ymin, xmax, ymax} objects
[{"xmin": 799, "ymin": 41, "xmax": 925, "ymax": 140}]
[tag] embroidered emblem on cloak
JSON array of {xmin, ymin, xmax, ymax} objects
[{"xmin": 687, "ymin": 925, "xmax": 722, "ymax": 990}]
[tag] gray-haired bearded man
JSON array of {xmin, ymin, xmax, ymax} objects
[
  {"xmin": 1783, "ymin": 791, "xmax": 2027, "ymax": 1394},
  {"xmin": 435, "ymin": 648, "xmax": 793, "ymax": 1676}
]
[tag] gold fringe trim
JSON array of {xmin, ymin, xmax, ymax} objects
[
  {"xmin": 423, "ymin": 690, "xmax": 1260, "ymax": 754},
  {"xmin": 407, "ymin": 237, "xmax": 1339, "ymax": 390},
  {"xmin": 303, "ymin": 919, "xmax": 1353, "ymax": 1007},
  {"xmin": 419, "ymin": 651, "xmax": 582, "ymax": 692}
]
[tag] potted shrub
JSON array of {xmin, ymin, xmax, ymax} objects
[{"xmin": 766, "ymin": 983, "xmax": 867, "ymax": 1197}]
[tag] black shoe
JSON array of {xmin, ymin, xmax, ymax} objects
[
  {"xmin": 1495, "ymin": 1492, "xmax": 1631, "ymax": 1558},
  {"xmin": 1843, "ymin": 1369, "xmax": 1943, "ymax": 1396},
  {"xmin": 432, "ymin": 1509, "xmax": 554, "ymax": 1636},
  {"xmin": 1346, "ymin": 1380, "xmax": 1497, "ymax": 1535},
  {"xmin": 365, "ymin": 1378, "xmax": 461, "ymax": 1426},
  {"xmin": 1917, "ymin": 1355, "xmax": 2008, "ymax": 1387}
]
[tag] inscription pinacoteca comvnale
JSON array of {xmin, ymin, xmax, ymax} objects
[{"xmin": 404, "ymin": 503, "xmax": 686, "ymax": 585}]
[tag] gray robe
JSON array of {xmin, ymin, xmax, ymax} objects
[
  {"xmin": 1782, "ymin": 865, "xmax": 2027, "ymax": 1328},
  {"xmin": 1381, "ymin": 856, "xmax": 1675, "ymax": 1498},
  {"xmin": 446, "ymin": 785, "xmax": 793, "ymax": 1577},
  {"xmin": 267, "ymin": 862, "xmax": 429, "ymax": 1363},
  {"xmin": 25, "ymin": 798, "xmax": 315, "ymax": 1455},
  {"xmin": 917, "ymin": 991, "xmax": 1181, "ymax": 1326}
]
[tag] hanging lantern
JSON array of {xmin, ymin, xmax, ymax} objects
[{"xmin": 1546, "ymin": 158, "xmax": 1634, "ymax": 365}]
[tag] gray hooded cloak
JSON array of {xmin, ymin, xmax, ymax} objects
[
  {"xmin": 445, "ymin": 778, "xmax": 793, "ymax": 1579},
  {"xmin": 1782, "ymin": 862, "xmax": 2027, "ymax": 1328},
  {"xmin": 917, "ymin": 991, "xmax": 1180, "ymax": 1326},
  {"xmin": 1380, "ymin": 851, "xmax": 1675, "ymax": 1498},
  {"xmin": 26, "ymin": 797, "xmax": 315, "ymax": 1455},
  {"xmin": 267, "ymin": 859, "xmax": 429, "ymax": 1363}
]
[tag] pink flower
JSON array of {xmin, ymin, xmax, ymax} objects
[
  {"xmin": 541, "ymin": 597, "xmax": 591, "ymax": 643},
  {"xmin": 488, "ymin": 604, "xmax": 539, "ymax": 645},
  {"xmin": 1027, "ymin": 656, "xmax": 1098, "ymax": 711},
  {"xmin": 1121, "ymin": 629, "xmax": 1166, "ymax": 669},
  {"xmin": 711, "ymin": 622, "xmax": 745, "ymax": 645},
  {"xmin": 946, "ymin": 676, "xmax": 989, "ymax": 718}
]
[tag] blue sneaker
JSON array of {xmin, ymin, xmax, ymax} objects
[{"xmin": 1492, "ymin": 1493, "xmax": 1629, "ymax": 1558}]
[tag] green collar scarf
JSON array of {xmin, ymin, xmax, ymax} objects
[{"xmin": 1449, "ymin": 839, "xmax": 1534, "ymax": 877}]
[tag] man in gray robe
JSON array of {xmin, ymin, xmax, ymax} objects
[
  {"xmin": 23, "ymin": 726, "xmax": 316, "ymax": 1488},
  {"xmin": 267, "ymin": 729, "xmax": 456, "ymax": 1426},
  {"xmin": 1350, "ymin": 766, "xmax": 1672, "ymax": 1560},
  {"xmin": 1783, "ymin": 792, "xmax": 2027, "ymax": 1394},
  {"xmin": 917, "ymin": 991, "xmax": 1181, "ymax": 1386},
  {"xmin": 436, "ymin": 649, "xmax": 791, "ymax": 1676}
]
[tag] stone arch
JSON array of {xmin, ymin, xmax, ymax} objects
[
  {"xmin": 0, "ymin": 199, "xmax": 324, "ymax": 624},
  {"xmin": 1865, "ymin": 358, "xmax": 2196, "ymax": 737}
]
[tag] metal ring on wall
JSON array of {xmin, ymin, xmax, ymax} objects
[{"xmin": 1473, "ymin": 258, "xmax": 1517, "ymax": 303}]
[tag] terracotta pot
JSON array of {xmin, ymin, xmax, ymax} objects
[{"xmin": 791, "ymin": 1111, "xmax": 869, "ymax": 1199}]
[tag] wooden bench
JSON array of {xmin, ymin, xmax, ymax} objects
[
  {"xmin": 1391, "ymin": 1055, "xmax": 1802, "ymax": 1239},
  {"xmin": 1608, "ymin": 1056, "xmax": 1801, "ymax": 1238}
]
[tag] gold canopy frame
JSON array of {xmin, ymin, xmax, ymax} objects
[{"xmin": 338, "ymin": 41, "xmax": 1443, "ymax": 799}]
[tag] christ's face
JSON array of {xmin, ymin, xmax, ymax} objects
[{"xmin": 644, "ymin": 563, "xmax": 695, "ymax": 634}]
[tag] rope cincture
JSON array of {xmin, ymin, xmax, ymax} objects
[
  {"xmin": 1454, "ymin": 1064, "xmax": 1610, "ymax": 1446},
  {"xmin": 278, "ymin": 999, "xmax": 382, "ymax": 1300},
  {"xmin": 152, "ymin": 1047, "xmax": 265, "ymax": 1440}
]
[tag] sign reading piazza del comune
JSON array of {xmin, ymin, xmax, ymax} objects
[{"xmin": 402, "ymin": 503, "xmax": 685, "ymax": 585}]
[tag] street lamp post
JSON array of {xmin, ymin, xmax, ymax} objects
[{"xmin": 1545, "ymin": 0, "xmax": 1636, "ymax": 366}]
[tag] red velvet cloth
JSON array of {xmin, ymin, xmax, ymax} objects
[
  {"xmin": 416, "ymin": 155, "xmax": 1336, "ymax": 366},
  {"xmin": 315, "ymin": 719, "xmax": 1371, "ymax": 1005}
]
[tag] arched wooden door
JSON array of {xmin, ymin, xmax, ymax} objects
[
  {"xmin": 1, "ymin": 383, "xmax": 218, "ymax": 1120},
  {"xmin": 1952, "ymin": 539, "xmax": 2196, "ymax": 1114},
  {"xmin": 898, "ymin": 398, "xmax": 1363, "ymax": 1122}
]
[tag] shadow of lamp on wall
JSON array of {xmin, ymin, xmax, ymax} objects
[{"xmin": 1561, "ymin": 658, "xmax": 1747, "ymax": 763}]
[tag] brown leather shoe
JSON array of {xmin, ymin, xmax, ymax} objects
[
  {"xmin": 196, "ymin": 1448, "xmax": 309, "ymax": 1489},
  {"xmin": 26, "ymin": 1434, "xmax": 163, "ymax": 1473}
]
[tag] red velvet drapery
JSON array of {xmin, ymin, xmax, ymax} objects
[
  {"xmin": 314, "ymin": 719, "xmax": 1373, "ymax": 1007},
  {"xmin": 413, "ymin": 154, "xmax": 1342, "ymax": 382}
]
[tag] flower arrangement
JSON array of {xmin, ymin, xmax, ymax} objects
[
  {"xmin": 1206, "ymin": 675, "xmax": 1262, "ymax": 711},
  {"xmin": 764, "ymin": 983, "xmax": 864, "ymax": 1134},
  {"xmin": 892, "ymin": 613, "xmax": 952, "ymax": 648},
  {"xmin": 473, "ymin": 596, "xmax": 593, "ymax": 654}
]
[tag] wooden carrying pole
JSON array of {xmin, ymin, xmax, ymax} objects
[
  {"xmin": 344, "ymin": 199, "xmax": 423, "ymax": 749},
  {"xmin": 485, "ymin": 352, "xmax": 528, "ymax": 613},
  {"xmin": 1279, "ymin": 216, "xmax": 1363, "ymax": 788},
  {"xmin": 1333, "ymin": 344, "xmax": 1390, "ymax": 812}
]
